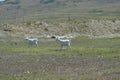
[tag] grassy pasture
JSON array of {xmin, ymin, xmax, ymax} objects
[
  {"xmin": 0, "ymin": 36, "xmax": 120, "ymax": 80},
  {"xmin": 0, "ymin": 37, "xmax": 120, "ymax": 58}
]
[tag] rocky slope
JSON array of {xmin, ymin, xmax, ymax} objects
[{"xmin": 0, "ymin": 19, "xmax": 120, "ymax": 38}]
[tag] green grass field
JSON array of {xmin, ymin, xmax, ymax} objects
[
  {"xmin": 0, "ymin": 37, "xmax": 119, "ymax": 58},
  {"xmin": 0, "ymin": 36, "xmax": 120, "ymax": 80}
]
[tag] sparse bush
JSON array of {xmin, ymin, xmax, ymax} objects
[
  {"xmin": 44, "ymin": 27, "xmax": 49, "ymax": 31},
  {"xmin": 40, "ymin": 0, "xmax": 54, "ymax": 4},
  {"xmin": 90, "ymin": 9, "xmax": 103, "ymax": 13},
  {"xmin": 25, "ymin": 22, "xmax": 31, "ymax": 27},
  {"xmin": 7, "ymin": 0, "xmax": 20, "ymax": 5}
]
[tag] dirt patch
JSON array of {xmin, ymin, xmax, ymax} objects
[{"xmin": 0, "ymin": 53, "xmax": 120, "ymax": 79}]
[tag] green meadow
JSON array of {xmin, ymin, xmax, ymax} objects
[
  {"xmin": 0, "ymin": 36, "xmax": 120, "ymax": 80},
  {"xmin": 0, "ymin": 37, "xmax": 120, "ymax": 58}
]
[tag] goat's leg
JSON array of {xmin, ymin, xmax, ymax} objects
[
  {"xmin": 67, "ymin": 43, "xmax": 71, "ymax": 49},
  {"xmin": 69, "ymin": 44, "xmax": 71, "ymax": 48},
  {"xmin": 36, "ymin": 43, "xmax": 38, "ymax": 47},
  {"xmin": 61, "ymin": 45, "xmax": 64, "ymax": 49}
]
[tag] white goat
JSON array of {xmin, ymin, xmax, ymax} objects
[
  {"xmin": 55, "ymin": 37, "xmax": 71, "ymax": 49},
  {"xmin": 25, "ymin": 37, "xmax": 38, "ymax": 47}
]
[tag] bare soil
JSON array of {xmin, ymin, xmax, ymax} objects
[{"xmin": 0, "ymin": 53, "xmax": 120, "ymax": 79}]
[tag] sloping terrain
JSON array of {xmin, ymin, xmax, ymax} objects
[
  {"xmin": 0, "ymin": 20, "xmax": 120, "ymax": 38},
  {"xmin": 0, "ymin": 0, "xmax": 120, "ymax": 37},
  {"xmin": 0, "ymin": 0, "xmax": 120, "ymax": 22}
]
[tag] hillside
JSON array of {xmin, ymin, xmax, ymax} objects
[
  {"xmin": 0, "ymin": 0, "xmax": 120, "ymax": 38},
  {"xmin": 0, "ymin": 19, "xmax": 120, "ymax": 38},
  {"xmin": 0, "ymin": 0, "xmax": 120, "ymax": 22}
]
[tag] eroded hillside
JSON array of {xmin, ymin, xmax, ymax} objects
[{"xmin": 0, "ymin": 19, "xmax": 120, "ymax": 38}]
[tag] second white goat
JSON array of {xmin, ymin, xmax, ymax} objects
[{"xmin": 56, "ymin": 37, "xmax": 71, "ymax": 49}]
